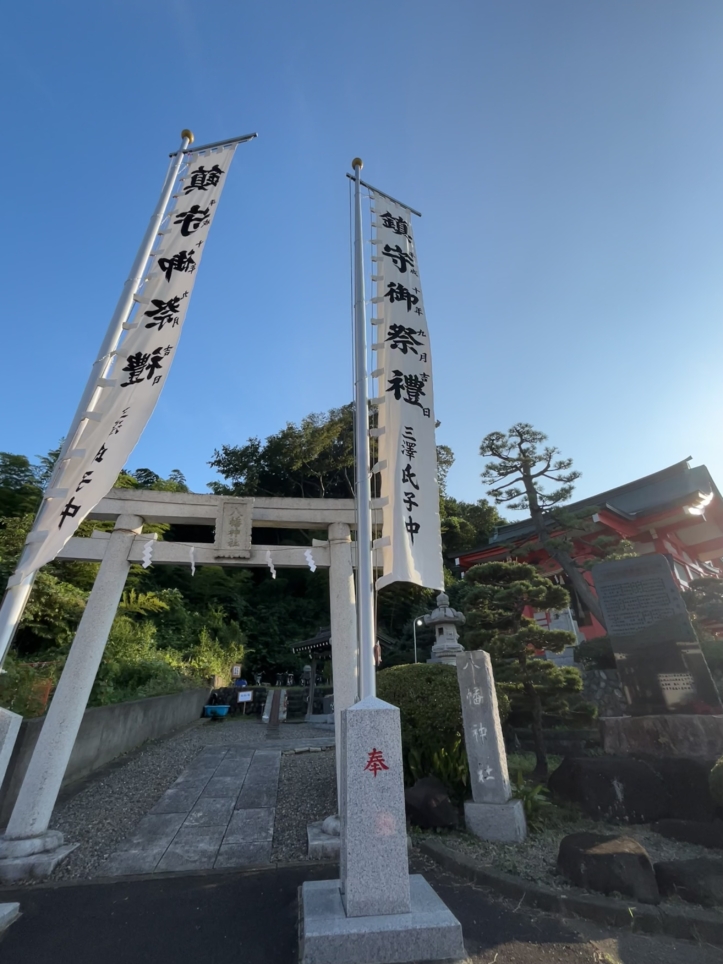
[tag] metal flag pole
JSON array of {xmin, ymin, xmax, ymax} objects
[
  {"xmin": 0, "ymin": 129, "xmax": 194, "ymax": 667},
  {"xmin": 352, "ymin": 158, "xmax": 376, "ymax": 700}
]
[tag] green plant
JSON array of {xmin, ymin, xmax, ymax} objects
[
  {"xmin": 408, "ymin": 736, "xmax": 469, "ymax": 805},
  {"xmin": 511, "ymin": 770, "xmax": 553, "ymax": 831},
  {"xmin": 0, "ymin": 657, "xmax": 57, "ymax": 717},
  {"xmin": 377, "ymin": 662, "xmax": 510, "ymax": 790},
  {"xmin": 710, "ymin": 756, "xmax": 723, "ymax": 807}
]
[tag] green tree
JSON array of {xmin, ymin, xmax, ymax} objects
[
  {"xmin": 480, "ymin": 424, "xmax": 606, "ymax": 628},
  {"xmin": 463, "ymin": 560, "xmax": 593, "ymax": 779},
  {"xmin": 682, "ymin": 577, "xmax": 723, "ymax": 679},
  {"xmin": 209, "ymin": 405, "xmax": 356, "ymax": 499}
]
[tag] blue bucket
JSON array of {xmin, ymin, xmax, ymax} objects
[{"xmin": 204, "ymin": 705, "xmax": 230, "ymax": 719}]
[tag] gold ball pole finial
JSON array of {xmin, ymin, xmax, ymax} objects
[
  {"xmin": 181, "ymin": 129, "xmax": 195, "ymax": 144},
  {"xmin": 351, "ymin": 157, "xmax": 363, "ymax": 170}
]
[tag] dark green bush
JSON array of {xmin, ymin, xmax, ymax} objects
[
  {"xmin": 376, "ymin": 662, "xmax": 510, "ymax": 797},
  {"xmin": 574, "ymin": 636, "xmax": 616, "ymax": 670}
]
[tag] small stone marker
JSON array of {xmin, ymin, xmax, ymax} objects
[{"xmin": 457, "ymin": 650, "xmax": 526, "ymax": 843}]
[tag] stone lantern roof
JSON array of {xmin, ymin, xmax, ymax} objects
[{"xmin": 423, "ymin": 592, "xmax": 466, "ymax": 631}]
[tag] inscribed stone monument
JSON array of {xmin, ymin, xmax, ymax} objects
[
  {"xmin": 592, "ymin": 556, "xmax": 722, "ymax": 716},
  {"xmin": 456, "ymin": 650, "xmax": 526, "ymax": 843}
]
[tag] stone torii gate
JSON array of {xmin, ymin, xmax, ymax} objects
[{"xmin": 0, "ymin": 488, "xmax": 376, "ymax": 880}]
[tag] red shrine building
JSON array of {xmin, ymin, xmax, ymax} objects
[{"xmin": 452, "ymin": 459, "xmax": 723, "ymax": 642}]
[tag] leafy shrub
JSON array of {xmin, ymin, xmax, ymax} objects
[
  {"xmin": 574, "ymin": 636, "xmax": 616, "ymax": 670},
  {"xmin": 710, "ymin": 756, "xmax": 723, "ymax": 807},
  {"xmin": 409, "ymin": 736, "xmax": 469, "ymax": 805},
  {"xmin": 376, "ymin": 662, "xmax": 510, "ymax": 797},
  {"xmin": 0, "ymin": 657, "xmax": 57, "ymax": 717},
  {"xmin": 511, "ymin": 770, "xmax": 553, "ymax": 831}
]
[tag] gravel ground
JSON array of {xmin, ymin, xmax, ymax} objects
[
  {"xmin": 272, "ymin": 747, "xmax": 337, "ymax": 861},
  {"xmin": 47, "ymin": 718, "xmax": 330, "ymax": 881},
  {"xmin": 429, "ymin": 816, "xmax": 723, "ymax": 914}
]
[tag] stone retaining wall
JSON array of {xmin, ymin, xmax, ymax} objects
[
  {"xmin": 0, "ymin": 687, "xmax": 209, "ymax": 827},
  {"xmin": 582, "ymin": 668, "xmax": 627, "ymax": 718}
]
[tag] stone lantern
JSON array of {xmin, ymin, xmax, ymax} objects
[{"xmin": 424, "ymin": 592, "xmax": 465, "ymax": 665}]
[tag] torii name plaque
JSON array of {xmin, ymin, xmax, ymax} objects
[{"xmin": 214, "ymin": 498, "xmax": 254, "ymax": 559}]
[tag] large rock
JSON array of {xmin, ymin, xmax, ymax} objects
[
  {"xmin": 652, "ymin": 819, "xmax": 723, "ymax": 850},
  {"xmin": 404, "ymin": 776, "xmax": 459, "ymax": 830},
  {"xmin": 557, "ymin": 832, "xmax": 659, "ymax": 904},
  {"xmin": 652, "ymin": 757, "xmax": 718, "ymax": 822},
  {"xmin": 549, "ymin": 756, "xmax": 670, "ymax": 824},
  {"xmin": 600, "ymin": 715, "xmax": 723, "ymax": 759},
  {"xmin": 655, "ymin": 858, "xmax": 723, "ymax": 908}
]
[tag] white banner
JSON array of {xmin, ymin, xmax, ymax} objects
[
  {"xmin": 15, "ymin": 145, "xmax": 239, "ymax": 578},
  {"xmin": 370, "ymin": 195, "xmax": 444, "ymax": 591}
]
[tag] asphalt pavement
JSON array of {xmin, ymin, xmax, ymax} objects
[{"xmin": 0, "ymin": 857, "xmax": 719, "ymax": 964}]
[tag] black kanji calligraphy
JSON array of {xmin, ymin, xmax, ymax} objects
[
  {"xmin": 94, "ymin": 444, "xmax": 108, "ymax": 463},
  {"xmin": 183, "ymin": 164, "xmax": 224, "ymax": 194},
  {"xmin": 58, "ymin": 497, "xmax": 82, "ymax": 529},
  {"xmin": 386, "ymin": 370, "xmax": 429, "ymax": 413},
  {"xmin": 382, "ymin": 243, "xmax": 415, "ymax": 274},
  {"xmin": 405, "ymin": 515, "xmax": 420, "ymax": 543},
  {"xmin": 144, "ymin": 296, "xmax": 181, "ymax": 330},
  {"xmin": 379, "ymin": 211, "xmax": 409, "ymax": 235},
  {"xmin": 120, "ymin": 349, "xmax": 164, "ymax": 387},
  {"xmin": 402, "ymin": 463, "xmax": 419, "ymax": 490},
  {"xmin": 173, "ymin": 204, "xmax": 210, "ymax": 237},
  {"xmin": 386, "ymin": 324, "xmax": 425, "ymax": 355},
  {"xmin": 401, "ymin": 426, "xmax": 417, "ymax": 460},
  {"xmin": 109, "ymin": 407, "xmax": 130, "ymax": 435},
  {"xmin": 403, "ymin": 491, "xmax": 419, "ymax": 512},
  {"xmin": 75, "ymin": 471, "xmax": 93, "ymax": 492},
  {"xmin": 384, "ymin": 282, "xmax": 419, "ymax": 312},
  {"xmin": 157, "ymin": 249, "xmax": 196, "ymax": 282}
]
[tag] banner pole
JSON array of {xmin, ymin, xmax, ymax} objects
[
  {"xmin": 352, "ymin": 158, "xmax": 376, "ymax": 700},
  {"xmin": 0, "ymin": 130, "xmax": 193, "ymax": 667}
]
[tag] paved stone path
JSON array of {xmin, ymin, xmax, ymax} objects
[{"xmin": 101, "ymin": 744, "xmax": 289, "ymax": 875}]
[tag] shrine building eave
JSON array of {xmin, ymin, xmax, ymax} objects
[{"xmin": 452, "ymin": 460, "xmax": 723, "ymax": 572}]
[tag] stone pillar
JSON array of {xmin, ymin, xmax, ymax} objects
[
  {"xmin": 0, "ymin": 709, "xmax": 22, "ymax": 792},
  {"xmin": 456, "ymin": 650, "xmax": 526, "ymax": 843},
  {"xmin": 306, "ymin": 658, "xmax": 317, "ymax": 722},
  {"xmin": 299, "ymin": 696, "xmax": 465, "ymax": 963},
  {"xmin": 328, "ymin": 522, "xmax": 358, "ymax": 791},
  {"xmin": 340, "ymin": 696, "xmax": 410, "ymax": 916},
  {"xmin": 0, "ymin": 514, "xmax": 142, "ymax": 881}
]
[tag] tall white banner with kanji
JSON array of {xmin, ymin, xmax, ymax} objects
[
  {"xmin": 370, "ymin": 195, "xmax": 444, "ymax": 591},
  {"xmin": 13, "ymin": 146, "xmax": 239, "ymax": 580}
]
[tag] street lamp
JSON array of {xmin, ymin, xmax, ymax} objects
[{"xmin": 412, "ymin": 617, "xmax": 425, "ymax": 664}]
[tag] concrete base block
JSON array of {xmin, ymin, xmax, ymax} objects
[
  {"xmin": 0, "ymin": 902, "xmax": 20, "ymax": 933},
  {"xmin": 308, "ymin": 821, "xmax": 341, "ymax": 860},
  {"xmin": 0, "ymin": 829, "xmax": 64, "ymax": 859},
  {"xmin": 464, "ymin": 798, "xmax": 527, "ymax": 843},
  {"xmin": 300, "ymin": 876, "xmax": 465, "ymax": 964},
  {"xmin": 0, "ymin": 843, "xmax": 77, "ymax": 883}
]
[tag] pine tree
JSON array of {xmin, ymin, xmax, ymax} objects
[
  {"xmin": 480, "ymin": 423, "xmax": 607, "ymax": 629},
  {"xmin": 463, "ymin": 560, "xmax": 593, "ymax": 778}
]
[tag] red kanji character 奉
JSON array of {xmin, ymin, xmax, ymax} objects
[{"xmin": 364, "ymin": 748, "xmax": 389, "ymax": 777}]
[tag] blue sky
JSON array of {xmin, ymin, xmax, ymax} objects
[{"xmin": 3, "ymin": 1, "xmax": 723, "ymax": 514}]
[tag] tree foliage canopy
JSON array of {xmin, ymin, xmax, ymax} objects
[{"xmin": 463, "ymin": 560, "xmax": 593, "ymax": 776}]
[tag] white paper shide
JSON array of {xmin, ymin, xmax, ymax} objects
[
  {"xmin": 14, "ymin": 147, "xmax": 239, "ymax": 579},
  {"xmin": 371, "ymin": 196, "xmax": 444, "ymax": 591}
]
